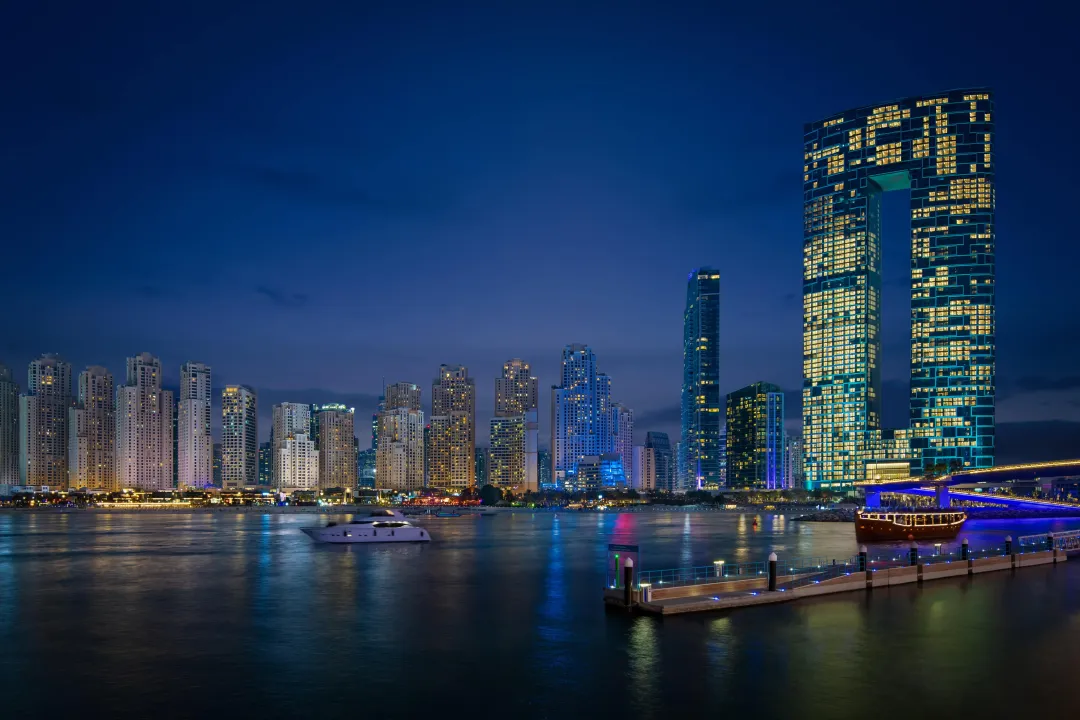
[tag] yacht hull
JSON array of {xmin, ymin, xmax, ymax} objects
[{"xmin": 300, "ymin": 526, "xmax": 431, "ymax": 544}]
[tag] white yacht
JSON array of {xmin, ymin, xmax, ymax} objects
[{"xmin": 301, "ymin": 509, "xmax": 431, "ymax": 544}]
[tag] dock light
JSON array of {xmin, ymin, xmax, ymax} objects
[
  {"xmin": 714, "ymin": 560, "xmax": 725, "ymax": 577},
  {"xmin": 935, "ymin": 543, "xmax": 942, "ymax": 556}
]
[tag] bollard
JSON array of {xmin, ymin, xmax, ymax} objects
[
  {"xmin": 1047, "ymin": 532, "xmax": 1055, "ymax": 552},
  {"xmin": 768, "ymin": 552, "xmax": 778, "ymax": 591},
  {"xmin": 640, "ymin": 583, "xmax": 652, "ymax": 603},
  {"xmin": 961, "ymin": 538, "xmax": 969, "ymax": 561},
  {"xmin": 858, "ymin": 545, "xmax": 868, "ymax": 572},
  {"xmin": 623, "ymin": 558, "xmax": 634, "ymax": 608},
  {"xmin": 1004, "ymin": 536, "xmax": 1012, "ymax": 556},
  {"xmin": 909, "ymin": 542, "xmax": 918, "ymax": 567}
]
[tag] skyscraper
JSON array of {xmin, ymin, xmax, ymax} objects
[
  {"xmin": 177, "ymin": 362, "xmax": 212, "ymax": 489},
  {"xmin": 784, "ymin": 437, "xmax": 805, "ymax": 490},
  {"xmin": 68, "ymin": 366, "xmax": 116, "ymax": 490},
  {"xmin": 803, "ymin": 89, "xmax": 995, "ymax": 489},
  {"xmin": 272, "ymin": 402, "xmax": 311, "ymax": 485},
  {"xmin": 489, "ymin": 359, "xmax": 539, "ymax": 491},
  {"xmin": 19, "ymin": 354, "xmax": 73, "ymax": 489},
  {"xmin": 644, "ymin": 431, "xmax": 674, "ymax": 493},
  {"xmin": 681, "ymin": 268, "xmax": 722, "ymax": 491},
  {"xmin": 279, "ymin": 432, "xmax": 318, "ymax": 491},
  {"xmin": 316, "ymin": 404, "xmax": 355, "ymax": 489},
  {"xmin": 117, "ymin": 353, "xmax": 174, "ymax": 490},
  {"xmin": 212, "ymin": 442, "xmax": 222, "ymax": 487},
  {"xmin": 537, "ymin": 449, "xmax": 552, "ymax": 490},
  {"xmin": 258, "ymin": 442, "xmax": 273, "ymax": 486},
  {"xmin": 376, "ymin": 385, "xmax": 424, "ymax": 492},
  {"xmin": 613, "ymin": 403, "xmax": 634, "ymax": 488},
  {"xmin": 429, "ymin": 365, "xmax": 476, "ymax": 489},
  {"xmin": 726, "ymin": 382, "xmax": 785, "ymax": 489},
  {"xmin": 0, "ymin": 365, "xmax": 20, "ymax": 484},
  {"xmin": 221, "ymin": 385, "xmax": 257, "ymax": 489},
  {"xmin": 550, "ymin": 345, "xmax": 632, "ymax": 490},
  {"xmin": 474, "ymin": 446, "xmax": 489, "ymax": 486}
]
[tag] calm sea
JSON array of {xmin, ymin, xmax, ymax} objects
[{"xmin": 2, "ymin": 510, "xmax": 1080, "ymax": 719}]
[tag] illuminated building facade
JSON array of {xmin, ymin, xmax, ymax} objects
[
  {"xmin": 221, "ymin": 385, "xmax": 258, "ymax": 489},
  {"xmin": 0, "ymin": 365, "xmax": 17, "ymax": 484},
  {"xmin": 489, "ymin": 359, "xmax": 539, "ymax": 491},
  {"xmin": 118, "ymin": 353, "xmax": 174, "ymax": 491},
  {"xmin": 69, "ymin": 366, "xmax": 116, "ymax": 490},
  {"xmin": 377, "ymin": 385, "xmax": 424, "ymax": 492},
  {"xmin": 803, "ymin": 89, "xmax": 995, "ymax": 490},
  {"xmin": 551, "ymin": 345, "xmax": 631, "ymax": 490},
  {"xmin": 19, "ymin": 354, "xmax": 73, "ymax": 489},
  {"xmin": 726, "ymin": 382, "xmax": 785, "ymax": 489},
  {"xmin": 681, "ymin": 268, "xmax": 722, "ymax": 490},
  {"xmin": 178, "ymin": 362, "xmax": 213, "ymax": 489},
  {"xmin": 315, "ymin": 404, "xmax": 355, "ymax": 489},
  {"xmin": 429, "ymin": 365, "xmax": 476, "ymax": 489},
  {"xmin": 272, "ymin": 402, "xmax": 311, "ymax": 485}
]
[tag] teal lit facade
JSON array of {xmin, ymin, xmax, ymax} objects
[
  {"xmin": 681, "ymin": 268, "xmax": 722, "ymax": 490},
  {"xmin": 803, "ymin": 89, "xmax": 995, "ymax": 490}
]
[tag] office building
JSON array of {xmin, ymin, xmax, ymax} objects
[
  {"xmin": 212, "ymin": 442, "xmax": 222, "ymax": 487},
  {"xmin": 280, "ymin": 432, "xmax": 318, "ymax": 491},
  {"xmin": 117, "ymin": 353, "xmax": 174, "ymax": 490},
  {"xmin": 488, "ymin": 359, "xmax": 539, "ymax": 491},
  {"xmin": 645, "ymin": 431, "xmax": 674, "ymax": 492},
  {"xmin": 429, "ymin": 365, "xmax": 476, "ymax": 489},
  {"xmin": 0, "ymin": 365, "xmax": 17, "ymax": 484},
  {"xmin": 221, "ymin": 385, "xmax": 258, "ymax": 489},
  {"xmin": 68, "ymin": 366, "xmax": 116, "ymax": 490},
  {"xmin": 550, "ymin": 345, "xmax": 632, "ymax": 490},
  {"xmin": 177, "ymin": 362, "xmax": 212, "ymax": 489},
  {"xmin": 784, "ymin": 437, "xmax": 805, "ymax": 490},
  {"xmin": 377, "ymin": 386, "xmax": 425, "ymax": 492},
  {"xmin": 803, "ymin": 89, "xmax": 995, "ymax": 489},
  {"xmin": 681, "ymin": 268, "xmax": 723, "ymax": 491},
  {"xmin": 538, "ymin": 449, "xmax": 552, "ymax": 490},
  {"xmin": 726, "ymin": 382, "xmax": 785, "ymax": 489},
  {"xmin": 258, "ymin": 442, "xmax": 273, "ymax": 486},
  {"xmin": 371, "ymin": 395, "xmax": 384, "ymax": 450},
  {"xmin": 315, "ymin": 404, "xmax": 355, "ymax": 489},
  {"xmin": 613, "ymin": 403, "xmax": 634, "ymax": 488},
  {"xmin": 358, "ymin": 447, "xmax": 376, "ymax": 488},
  {"xmin": 272, "ymin": 402, "xmax": 311, "ymax": 485},
  {"xmin": 475, "ymin": 446, "xmax": 489, "ymax": 486}
]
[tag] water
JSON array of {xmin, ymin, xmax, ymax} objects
[{"xmin": 3, "ymin": 510, "xmax": 1080, "ymax": 718}]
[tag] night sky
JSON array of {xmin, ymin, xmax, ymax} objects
[{"xmin": 3, "ymin": 2, "xmax": 1079, "ymax": 462}]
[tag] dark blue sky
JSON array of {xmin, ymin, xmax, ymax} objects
[{"xmin": 3, "ymin": 1, "xmax": 1079, "ymax": 461}]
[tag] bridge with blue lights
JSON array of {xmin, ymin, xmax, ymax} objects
[{"xmin": 855, "ymin": 459, "xmax": 1080, "ymax": 510}]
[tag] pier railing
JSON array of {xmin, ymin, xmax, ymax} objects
[
  {"xmin": 1018, "ymin": 529, "xmax": 1080, "ymax": 553},
  {"xmin": 637, "ymin": 561, "xmax": 767, "ymax": 588}
]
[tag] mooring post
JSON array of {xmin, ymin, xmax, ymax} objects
[
  {"xmin": 1004, "ymin": 535, "xmax": 1013, "ymax": 557},
  {"xmin": 623, "ymin": 558, "xmax": 634, "ymax": 608},
  {"xmin": 961, "ymin": 538, "xmax": 969, "ymax": 561},
  {"xmin": 909, "ymin": 542, "xmax": 918, "ymax": 567},
  {"xmin": 858, "ymin": 545, "xmax": 868, "ymax": 572},
  {"xmin": 768, "ymin": 553, "xmax": 778, "ymax": 591},
  {"xmin": 1047, "ymin": 532, "xmax": 1055, "ymax": 552}
]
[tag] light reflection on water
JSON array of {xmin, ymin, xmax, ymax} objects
[{"xmin": 0, "ymin": 510, "xmax": 1079, "ymax": 718}]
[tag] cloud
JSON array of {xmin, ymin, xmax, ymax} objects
[{"xmin": 255, "ymin": 285, "xmax": 309, "ymax": 308}]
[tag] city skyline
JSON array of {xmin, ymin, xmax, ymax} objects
[{"xmin": 4, "ymin": 5, "xmax": 1077, "ymax": 470}]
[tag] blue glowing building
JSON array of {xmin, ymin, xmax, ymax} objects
[{"xmin": 681, "ymin": 268, "xmax": 723, "ymax": 490}]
